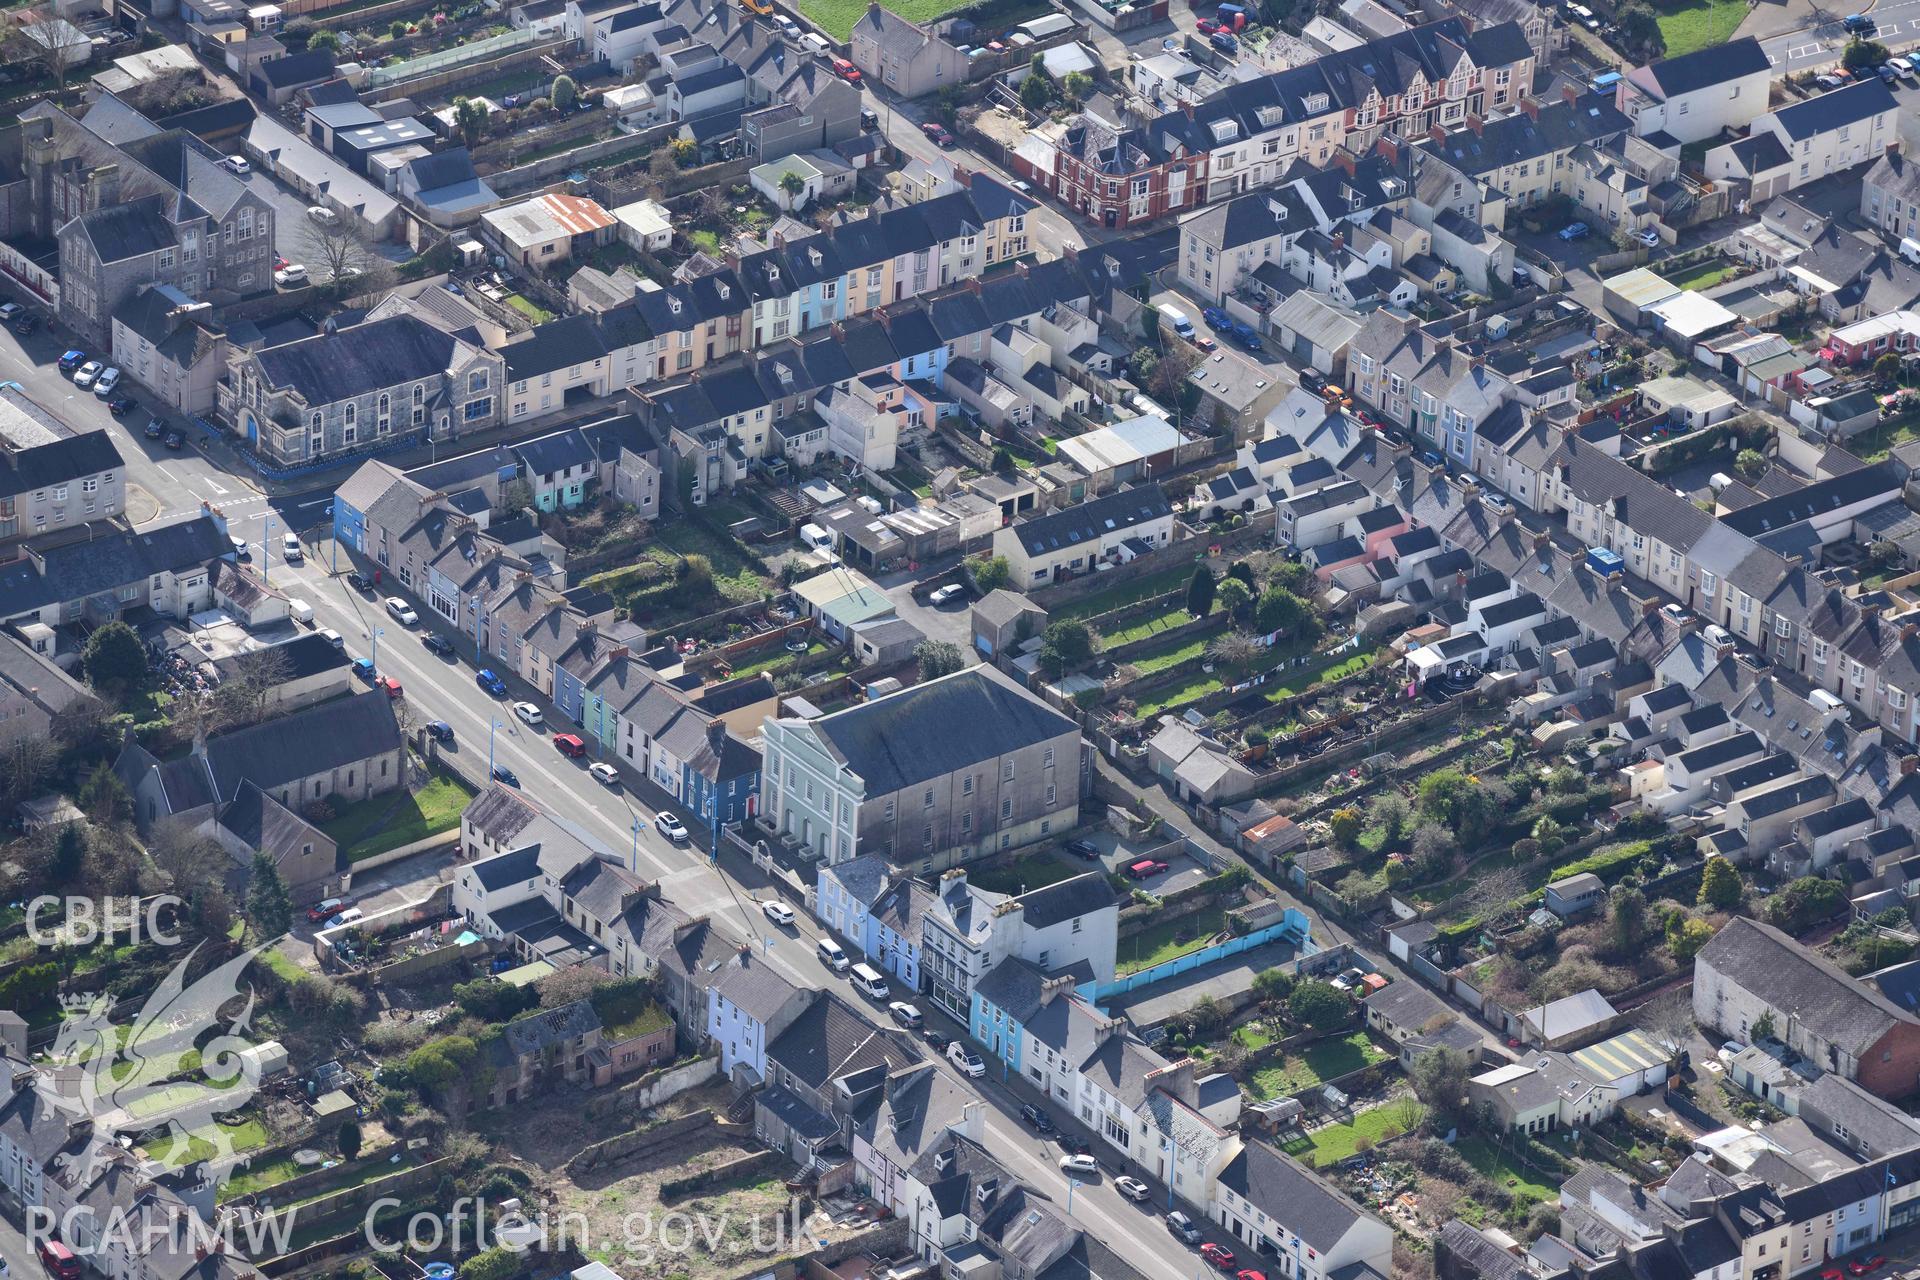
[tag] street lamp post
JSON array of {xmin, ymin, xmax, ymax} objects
[
  {"xmin": 371, "ymin": 625, "xmax": 384, "ymax": 677},
  {"xmin": 262, "ymin": 516, "xmax": 274, "ymax": 588},
  {"xmin": 631, "ymin": 814, "xmax": 643, "ymax": 874},
  {"xmin": 488, "ymin": 717, "xmax": 504, "ymax": 780}
]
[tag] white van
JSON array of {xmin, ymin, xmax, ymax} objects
[
  {"xmin": 800, "ymin": 522, "xmax": 833, "ymax": 553},
  {"xmin": 288, "ymin": 599, "xmax": 314, "ymax": 626},
  {"xmin": 1901, "ymin": 237, "xmax": 1920, "ymax": 267},
  {"xmin": 850, "ymin": 962, "xmax": 890, "ymax": 1001},
  {"xmin": 817, "ymin": 938, "xmax": 851, "ymax": 973},
  {"xmin": 1159, "ymin": 305, "xmax": 1196, "ymax": 340}
]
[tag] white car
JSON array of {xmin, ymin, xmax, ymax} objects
[
  {"xmin": 1635, "ymin": 228, "xmax": 1661, "ymax": 247},
  {"xmin": 761, "ymin": 899, "xmax": 796, "ymax": 925},
  {"xmin": 930, "ymin": 583, "xmax": 966, "ymax": 606},
  {"xmin": 1114, "ymin": 1175, "xmax": 1151, "ymax": 1202},
  {"xmin": 384, "ymin": 597, "xmax": 419, "ymax": 626},
  {"xmin": 275, "ymin": 264, "xmax": 309, "ymax": 288},
  {"xmin": 0, "ymin": 303, "xmax": 21, "ymax": 323},
  {"xmin": 656, "ymin": 811, "xmax": 689, "ymax": 843},
  {"xmin": 307, "ymin": 205, "xmax": 338, "ymax": 225},
  {"xmin": 588, "ymin": 762, "xmax": 619, "ymax": 787},
  {"xmin": 513, "ymin": 701, "xmax": 544, "ymax": 726},
  {"xmin": 282, "ymin": 532, "xmax": 303, "ymax": 562},
  {"xmin": 1058, "ymin": 1154, "xmax": 1099, "ymax": 1178},
  {"xmin": 222, "ymin": 155, "xmax": 251, "ymax": 175},
  {"xmin": 92, "ymin": 367, "xmax": 121, "ymax": 397},
  {"xmin": 947, "ymin": 1042, "xmax": 985, "ymax": 1077},
  {"xmin": 802, "ymin": 30, "xmax": 830, "ymax": 55},
  {"xmin": 73, "ymin": 361, "xmax": 103, "ymax": 389}
]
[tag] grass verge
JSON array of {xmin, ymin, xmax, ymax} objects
[{"xmin": 1655, "ymin": 0, "xmax": 1745, "ymax": 57}]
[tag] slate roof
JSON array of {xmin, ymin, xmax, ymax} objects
[
  {"xmin": 200, "ymin": 689, "xmax": 402, "ymax": 801},
  {"xmin": 254, "ymin": 315, "xmax": 456, "ymax": 404},
  {"xmin": 0, "ymin": 429, "xmax": 122, "ymax": 502},
  {"xmin": 471, "ymin": 844, "xmax": 544, "ymax": 891},
  {"xmin": 1769, "ymin": 78, "xmax": 1898, "ymax": 142},
  {"xmin": 1215, "ymin": 1139, "xmax": 1366, "ymax": 1251},
  {"xmin": 1698, "ymin": 916, "xmax": 1920, "ymax": 1057},
  {"xmin": 0, "ymin": 513, "xmax": 229, "ymax": 615},
  {"xmin": 256, "ymin": 50, "xmax": 337, "ymax": 89},
  {"xmin": 801, "ymin": 667, "xmax": 1077, "ymax": 798},
  {"xmin": 73, "ymin": 195, "xmax": 178, "ymax": 264},
  {"xmin": 1417, "ymin": 93, "xmax": 1629, "ymax": 177},
  {"xmin": 1009, "ymin": 483, "xmax": 1171, "ymax": 556},
  {"xmin": 767, "ymin": 992, "xmax": 915, "ymax": 1090},
  {"xmin": 1639, "ymin": 37, "xmax": 1768, "ymax": 99},
  {"xmin": 710, "ymin": 951, "xmax": 802, "ymax": 1022},
  {"xmin": 1015, "ymin": 872, "xmax": 1115, "ymax": 928}
]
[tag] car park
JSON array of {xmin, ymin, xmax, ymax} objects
[
  {"xmin": 477, "ymin": 669, "xmax": 508, "ymax": 696},
  {"xmin": 422, "ymin": 632, "xmax": 453, "ymax": 656},
  {"xmin": 1058, "ymin": 1154, "xmax": 1099, "ymax": 1178},
  {"xmin": 384, "ymin": 597, "xmax": 418, "ymax": 625},
  {"xmin": 947, "ymin": 1043, "xmax": 985, "ymax": 1077},
  {"xmin": 1114, "ymin": 1175, "xmax": 1151, "ymax": 1201},
  {"xmin": 424, "ymin": 721, "xmax": 454, "ymax": 743},
  {"xmin": 657, "ymin": 811, "xmax": 690, "ymax": 842},
  {"xmin": 513, "ymin": 701, "xmax": 543, "ymax": 725},
  {"xmin": 1879, "ymin": 63, "xmax": 1899, "ymax": 82},
  {"xmin": 930, "ymin": 583, "xmax": 967, "ymax": 605},
  {"xmin": 73, "ymin": 361, "xmax": 103, "ymax": 389}
]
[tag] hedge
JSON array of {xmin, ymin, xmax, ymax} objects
[{"xmin": 1547, "ymin": 839, "xmax": 1653, "ymax": 886}]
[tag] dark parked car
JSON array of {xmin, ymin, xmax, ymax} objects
[
  {"xmin": 143, "ymin": 419, "xmax": 165, "ymax": 439},
  {"xmin": 11, "ymin": 315, "xmax": 36, "ymax": 336},
  {"xmin": 920, "ymin": 121, "xmax": 954, "ymax": 147},
  {"xmin": 161, "ymin": 430, "xmax": 184, "ymax": 450},
  {"xmin": 1057, "ymin": 1133, "xmax": 1090, "ymax": 1155},
  {"xmin": 491, "ymin": 765, "xmax": 520, "ymax": 786},
  {"xmin": 424, "ymin": 721, "xmax": 455, "ymax": 743},
  {"xmin": 1298, "ymin": 368, "xmax": 1328, "ymax": 395},
  {"xmin": 1065, "ymin": 839, "xmax": 1101, "ymax": 860},
  {"xmin": 59, "ymin": 349, "xmax": 85, "ymax": 373},
  {"xmin": 422, "ymin": 633, "xmax": 455, "ymax": 657},
  {"xmin": 107, "ymin": 395, "xmax": 135, "ymax": 416},
  {"xmin": 1020, "ymin": 1104, "xmax": 1055, "ymax": 1133},
  {"xmin": 921, "ymin": 1029, "xmax": 949, "ymax": 1050},
  {"xmin": 346, "ymin": 571, "xmax": 373, "ymax": 592}
]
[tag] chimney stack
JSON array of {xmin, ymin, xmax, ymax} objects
[
  {"xmin": 1428, "ymin": 124, "xmax": 1446, "ymax": 144},
  {"xmin": 1521, "ymin": 97, "xmax": 1540, "ymax": 121},
  {"xmin": 1331, "ymin": 151, "xmax": 1355, "ymax": 176},
  {"xmin": 1375, "ymin": 136, "xmax": 1400, "ymax": 165},
  {"xmin": 1182, "ymin": 100, "xmax": 1195, "ymax": 119},
  {"xmin": 1466, "ymin": 114, "xmax": 1484, "ymax": 136},
  {"xmin": 1904, "ymin": 756, "xmax": 1919, "ymax": 777}
]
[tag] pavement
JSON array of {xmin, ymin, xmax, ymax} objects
[{"xmin": 1755, "ymin": 0, "xmax": 1920, "ymax": 71}]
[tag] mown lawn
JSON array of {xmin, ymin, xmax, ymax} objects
[
  {"xmin": 1128, "ymin": 631, "xmax": 1212, "ymax": 676},
  {"xmin": 1655, "ymin": 0, "xmax": 1745, "ymax": 56},
  {"xmin": 147, "ymin": 1116, "xmax": 272, "ymax": 1168},
  {"xmin": 1097, "ymin": 600, "xmax": 1191, "ymax": 646},
  {"xmin": 1247, "ymin": 1032, "xmax": 1389, "ymax": 1100},
  {"xmin": 797, "ymin": 0, "xmax": 960, "ymax": 39},
  {"xmin": 1053, "ymin": 566, "xmax": 1196, "ymax": 622},
  {"xmin": 1116, "ymin": 905, "xmax": 1229, "ymax": 975},
  {"xmin": 1667, "ymin": 259, "xmax": 1739, "ymax": 292},
  {"xmin": 1455, "ymin": 1136, "xmax": 1558, "ymax": 1206},
  {"xmin": 1134, "ymin": 637, "xmax": 1327, "ymax": 717},
  {"xmin": 1285, "ymin": 1101, "xmax": 1424, "ymax": 1165},
  {"xmin": 320, "ymin": 772, "xmax": 471, "ymax": 863},
  {"xmin": 503, "ymin": 293, "xmax": 553, "ymax": 322}
]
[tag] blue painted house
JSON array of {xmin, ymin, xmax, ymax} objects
[
  {"xmin": 867, "ymin": 878, "xmax": 930, "ymax": 993},
  {"xmin": 816, "ymin": 856, "xmax": 888, "ymax": 948},
  {"xmin": 972, "ymin": 957, "xmax": 1046, "ymax": 1075}
]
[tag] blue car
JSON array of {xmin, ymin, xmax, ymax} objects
[
  {"xmin": 1558, "ymin": 222, "xmax": 1591, "ymax": 241},
  {"xmin": 476, "ymin": 669, "xmax": 507, "ymax": 696},
  {"xmin": 1202, "ymin": 306, "xmax": 1230, "ymax": 330},
  {"xmin": 352, "ymin": 658, "xmax": 376, "ymax": 681},
  {"xmin": 58, "ymin": 349, "xmax": 85, "ymax": 373},
  {"xmin": 491, "ymin": 765, "xmax": 519, "ymax": 786},
  {"xmin": 1229, "ymin": 320, "xmax": 1263, "ymax": 351}
]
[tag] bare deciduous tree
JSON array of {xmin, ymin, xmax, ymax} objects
[
  {"xmin": 303, "ymin": 217, "xmax": 380, "ymax": 287},
  {"xmin": 213, "ymin": 645, "xmax": 294, "ymax": 731},
  {"xmin": 8, "ymin": 18, "xmax": 87, "ymax": 91}
]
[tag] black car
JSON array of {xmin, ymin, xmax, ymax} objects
[
  {"xmin": 1298, "ymin": 368, "xmax": 1327, "ymax": 395},
  {"xmin": 492, "ymin": 765, "xmax": 520, "ymax": 786},
  {"xmin": 1065, "ymin": 839, "xmax": 1101, "ymax": 860},
  {"xmin": 921, "ymin": 1029, "xmax": 949, "ymax": 1051},
  {"xmin": 1057, "ymin": 1134, "xmax": 1090, "ymax": 1155},
  {"xmin": 107, "ymin": 396, "xmax": 136, "ymax": 416},
  {"xmin": 347, "ymin": 571, "xmax": 373, "ymax": 593},
  {"xmin": 143, "ymin": 420, "xmax": 165, "ymax": 439},
  {"xmin": 161, "ymin": 430, "xmax": 184, "ymax": 450},
  {"xmin": 422, "ymin": 633, "xmax": 454, "ymax": 657},
  {"xmin": 424, "ymin": 720, "xmax": 455, "ymax": 743},
  {"xmin": 10, "ymin": 316, "xmax": 36, "ymax": 336},
  {"xmin": 1020, "ymin": 1104, "xmax": 1055, "ymax": 1133}
]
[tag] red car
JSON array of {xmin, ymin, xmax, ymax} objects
[
  {"xmin": 1126, "ymin": 858, "xmax": 1170, "ymax": 880},
  {"xmin": 831, "ymin": 56, "xmax": 861, "ymax": 82},
  {"xmin": 375, "ymin": 675, "xmax": 402, "ymax": 699},
  {"xmin": 921, "ymin": 121, "xmax": 954, "ymax": 148},
  {"xmin": 1848, "ymin": 1260, "xmax": 1887, "ymax": 1276},
  {"xmin": 1237, "ymin": 1272, "xmax": 1269, "ymax": 1280},
  {"xmin": 1822, "ymin": 1269, "xmax": 1846, "ymax": 1280},
  {"xmin": 1196, "ymin": 17, "xmax": 1219, "ymax": 31},
  {"xmin": 39, "ymin": 1242, "xmax": 80, "ymax": 1280},
  {"xmin": 1200, "ymin": 1244, "xmax": 1236, "ymax": 1271},
  {"xmin": 553, "ymin": 733, "xmax": 587, "ymax": 758}
]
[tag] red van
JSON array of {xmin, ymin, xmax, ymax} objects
[
  {"xmin": 1125, "ymin": 859, "xmax": 1169, "ymax": 881},
  {"xmin": 40, "ymin": 1240, "xmax": 81, "ymax": 1280},
  {"xmin": 552, "ymin": 733, "xmax": 587, "ymax": 758}
]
